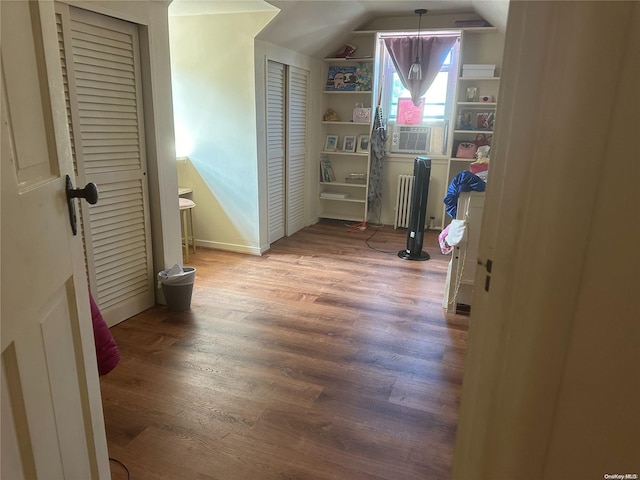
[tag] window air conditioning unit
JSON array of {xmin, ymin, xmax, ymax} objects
[{"xmin": 389, "ymin": 123, "xmax": 447, "ymax": 155}]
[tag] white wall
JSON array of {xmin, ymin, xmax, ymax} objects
[
  {"xmin": 362, "ymin": 12, "xmax": 483, "ymax": 31},
  {"xmin": 170, "ymin": 11, "xmax": 276, "ymax": 255},
  {"xmin": 376, "ymin": 158, "xmax": 448, "ymax": 228},
  {"xmin": 471, "ymin": 0, "xmax": 509, "ymax": 33}
]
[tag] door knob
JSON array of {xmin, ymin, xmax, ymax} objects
[
  {"xmin": 66, "ymin": 175, "xmax": 99, "ymax": 235},
  {"xmin": 67, "ymin": 179, "xmax": 98, "ymax": 204}
]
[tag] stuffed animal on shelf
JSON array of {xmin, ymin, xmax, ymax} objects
[{"xmin": 323, "ymin": 109, "xmax": 340, "ymax": 121}]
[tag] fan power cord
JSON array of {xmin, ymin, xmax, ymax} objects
[
  {"xmin": 109, "ymin": 457, "xmax": 130, "ymax": 480},
  {"xmin": 347, "ymin": 220, "xmax": 367, "ymax": 232}
]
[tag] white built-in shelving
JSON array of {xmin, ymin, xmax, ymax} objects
[
  {"xmin": 447, "ymin": 27, "xmax": 504, "ymax": 199},
  {"xmin": 318, "ymin": 33, "xmax": 375, "ymax": 223},
  {"xmin": 445, "ymin": 26, "xmax": 504, "ymax": 313}
]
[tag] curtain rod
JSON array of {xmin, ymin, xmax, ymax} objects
[{"xmin": 378, "ymin": 31, "xmax": 460, "ymax": 39}]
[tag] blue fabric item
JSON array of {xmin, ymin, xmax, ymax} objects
[{"xmin": 444, "ymin": 171, "xmax": 486, "ymax": 218}]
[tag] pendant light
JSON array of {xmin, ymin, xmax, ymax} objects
[{"xmin": 408, "ymin": 8, "xmax": 428, "ymax": 80}]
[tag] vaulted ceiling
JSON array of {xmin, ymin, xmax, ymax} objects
[{"xmin": 168, "ymin": 0, "xmax": 509, "ymax": 58}]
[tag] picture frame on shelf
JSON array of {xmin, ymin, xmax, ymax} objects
[
  {"xmin": 326, "ymin": 66, "xmax": 357, "ymax": 91},
  {"xmin": 354, "ymin": 62, "xmax": 372, "ymax": 91},
  {"xmin": 465, "ymin": 87, "xmax": 478, "ymax": 102},
  {"xmin": 324, "ymin": 134, "xmax": 338, "ymax": 151},
  {"xmin": 476, "ymin": 112, "xmax": 495, "ymax": 130},
  {"xmin": 357, "ymin": 135, "xmax": 370, "ymax": 153},
  {"xmin": 342, "ymin": 135, "xmax": 356, "ymax": 152},
  {"xmin": 459, "ymin": 111, "xmax": 473, "ymax": 130},
  {"xmin": 325, "ymin": 63, "xmax": 372, "ymax": 92}
]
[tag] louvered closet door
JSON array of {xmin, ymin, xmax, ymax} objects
[
  {"xmin": 266, "ymin": 60, "xmax": 286, "ymax": 244},
  {"xmin": 56, "ymin": 5, "xmax": 154, "ymax": 327},
  {"xmin": 286, "ymin": 66, "xmax": 308, "ymax": 236},
  {"xmin": 56, "ymin": 8, "xmax": 90, "ymax": 284}
]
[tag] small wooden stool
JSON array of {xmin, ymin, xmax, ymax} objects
[{"xmin": 179, "ymin": 197, "xmax": 196, "ymax": 262}]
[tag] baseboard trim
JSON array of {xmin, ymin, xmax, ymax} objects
[{"xmin": 195, "ymin": 239, "xmax": 262, "ymax": 256}]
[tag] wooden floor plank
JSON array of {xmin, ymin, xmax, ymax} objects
[{"xmin": 101, "ymin": 221, "xmax": 469, "ymax": 479}]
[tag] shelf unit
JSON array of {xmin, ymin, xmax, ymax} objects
[
  {"xmin": 322, "ymin": 121, "xmax": 370, "ymax": 126},
  {"xmin": 444, "ymin": 27, "xmax": 504, "ymax": 312},
  {"xmin": 319, "ymin": 33, "xmax": 375, "ymax": 223},
  {"xmin": 321, "ymin": 91, "xmax": 372, "ymax": 95},
  {"xmin": 446, "ymin": 27, "xmax": 504, "ymax": 218},
  {"xmin": 319, "ymin": 147, "xmax": 371, "ymax": 221}
]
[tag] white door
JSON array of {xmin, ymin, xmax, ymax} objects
[
  {"xmin": 286, "ymin": 66, "xmax": 308, "ymax": 236},
  {"xmin": 1, "ymin": 2, "xmax": 109, "ymax": 478},
  {"xmin": 56, "ymin": 4, "xmax": 155, "ymax": 327},
  {"xmin": 452, "ymin": 2, "xmax": 638, "ymax": 478},
  {"xmin": 266, "ymin": 60, "xmax": 286, "ymax": 243}
]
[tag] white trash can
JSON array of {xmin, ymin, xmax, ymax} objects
[{"xmin": 157, "ymin": 264, "xmax": 196, "ymax": 312}]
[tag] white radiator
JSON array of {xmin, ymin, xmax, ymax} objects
[{"xmin": 394, "ymin": 174, "xmax": 414, "ymax": 229}]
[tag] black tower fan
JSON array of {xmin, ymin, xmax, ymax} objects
[{"xmin": 398, "ymin": 156, "xmax": 431, "ymax": 261}]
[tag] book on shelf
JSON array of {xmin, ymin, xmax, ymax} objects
[
  {"xmin": 320, "ymin": 192, "xmax": 350, "ymax": 199},
  {"xmin": 320, "ymin": 157, "xmax": 335, "ymax": 182},
  {"xmin": 345, "ymin": 173, "xmax": 367, "ymax": 184}
]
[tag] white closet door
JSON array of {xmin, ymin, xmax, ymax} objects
[
  {"xmin": 56, "ymin": 5, "xmax": 154, "ymax": 327},
  {"xmin": 266, "ymin": 60, "xmax": 286, "ymax": 244},
  {"xmin": 286, "ymin": 66, "xmax": 308, "ymax": 236}
]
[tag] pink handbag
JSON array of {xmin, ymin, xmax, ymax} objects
[
  {"xmin": 456, "ymin": 142, "xmax": 477, "ymax": 159},
  {"xmin": 352, "ymin": 103, "xmax": 371, "ymax": 123}
]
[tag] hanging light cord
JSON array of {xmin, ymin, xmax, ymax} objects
[
  {"xmin": 409, "ymin": 9, "xmax": 428, "ymax": 80},
  {"xmin": 415, "ymin": 9, "xmax": 425, "ymax": 60}
]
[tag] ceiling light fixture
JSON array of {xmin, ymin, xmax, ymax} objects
[{"xmin": 408, "ymin": 8, "xmax": 428, "ymax": 80}]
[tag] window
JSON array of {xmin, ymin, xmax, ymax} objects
[{"xmin": 379, "ymin": 34, "xmax": 460, "ymax": 154}]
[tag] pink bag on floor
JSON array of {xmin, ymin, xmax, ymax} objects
[{"xmin": 89, "ymin": 291, "xmax": 120, "ymax": 376}]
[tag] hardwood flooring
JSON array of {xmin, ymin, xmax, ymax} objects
[{"xmin": 100, "ymin": 221, "xmax": 469, "ymax": 480}]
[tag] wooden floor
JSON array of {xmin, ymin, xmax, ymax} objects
[{"xmin": 100, "ymin": 221, "xmax": 469, "ymax": 480}]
